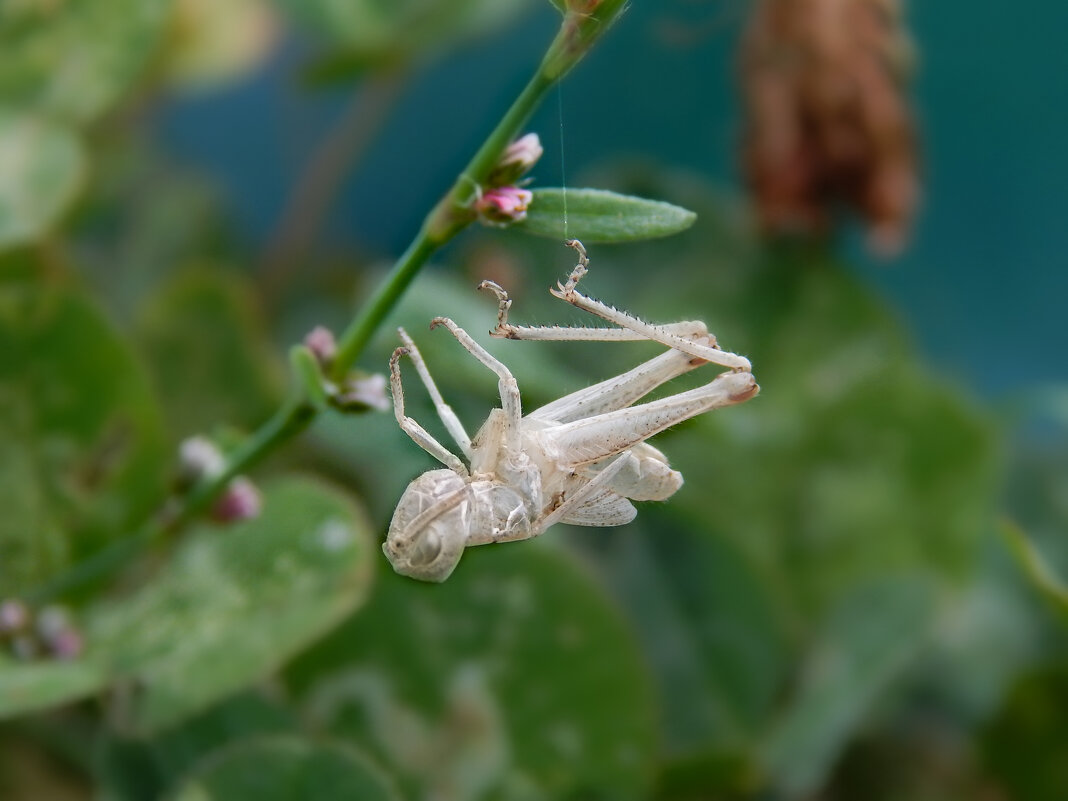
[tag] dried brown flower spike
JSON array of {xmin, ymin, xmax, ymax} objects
[{"xmin": 740, "ymin": 0, "xmax": 919, "ymax": 256}]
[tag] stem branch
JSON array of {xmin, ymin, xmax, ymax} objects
[{"xmin": 30, "ymin": 8, "xmax": 612, "ymax": 604}]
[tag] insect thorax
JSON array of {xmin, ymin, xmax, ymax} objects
[{"xmin": 465, "ymin": 478, "xmax": 535, "ymax": 546}]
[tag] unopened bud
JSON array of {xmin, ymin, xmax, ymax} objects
[
  {"xmin": 487, "ymin": 133, "xmax": 543, "ymax": 186},
  {"xmin": 474, "ymin": 186, "xmax": 533, "ymax": 227},
  {"xmin": 0, "ymin": 599, "xmax": 28, "ymax": 635},
  {"xmin": 304, "ymin": 325, "xmax": 337, "ymax": 367},
  {"xmin": 177, "ymin": 436, "xmax": 226, "ymax": 488},
  {"xmin": 211, "ymin": 476, "xmax": 262, "ymax": 523},
  {"xmin": 336, "ymin": 373, "xmax": 390, "ymax": 412},
  {"xmin": 48, "ymin": 628, "xmax": 85, "ymax": 661}
]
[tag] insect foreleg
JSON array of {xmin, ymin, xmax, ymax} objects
[
  {"xmin": 396, "ymin": 328, "xmax": 472, "ymax": 458},
  {"xmin": 389, "ymin": 347, "xmax": 469, "ymax": 475},
  {"xmin": 430, "ymin": 316, "xmax": 522, "ymax": 451},
  {"xmin": 550, "ymin": 287, "xmax": 751, "ymax": 371}
]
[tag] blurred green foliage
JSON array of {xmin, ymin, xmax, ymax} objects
[{"xmin": 1, "ymin": 1, "xmax": 1066, "ymax": 800}]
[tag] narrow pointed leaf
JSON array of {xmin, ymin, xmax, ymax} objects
[
  {"xmin": 519, "ymin": 188, "xmax": 697, "ymax": 243},
  {"xmin": 0, "ymin": 659, "xmax": 109, "ymax": 720}
]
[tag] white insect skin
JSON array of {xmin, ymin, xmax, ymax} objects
[{"xmin": 384, "ymin": 240, "xmax": 758, "ymax": 582}]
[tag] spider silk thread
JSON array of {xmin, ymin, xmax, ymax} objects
[{"xmin": 557, "ymin": 85, "xmax": 569, "ymax": 239}]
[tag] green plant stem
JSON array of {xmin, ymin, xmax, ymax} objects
[
  {"xmin": 30, "ymin": 9, "xmax": 603, "ymax": 604},
  {"xmin": 329, "ymin": 229, "xmax": 438, "ymax": 381},
  {"xmin": 329, "ymin": 69, "xmax": 554, "ymax": 380},
  {"xmin": 28, "ymin": 397, "xmax": 318, "ymax": 605}
]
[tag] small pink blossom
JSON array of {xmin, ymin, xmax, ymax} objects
[
  {"xmin": 338, "ymin": 373, "xmax": 390, "ymax": 412},
  {"xmin": 211, "ymin": 476, "xmax": 262, "ymax": 523},
  {"xmin": 475, "ymin": 186, "xmax": 533, "ymax": 226},
  {"xmin": 304, "ymin": 325, "xmax": 337, "ymax": 366},
  {"xmin": 48, "ymin": 628, "xmax": 84, "ymax": 661},
  {"xmin": 0, "ymin": 599, "xmax": 28, "ymax": 634},
  {"xmin": 488, "ymin": 133, "xmax": 543, "ymax": 186}
]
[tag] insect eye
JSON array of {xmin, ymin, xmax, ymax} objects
[{"xmin": 408, "ymin": 528, "xmax": 442, "ymax": 566}]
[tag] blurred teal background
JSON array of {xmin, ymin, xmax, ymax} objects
[{"xmin": 156, "ymin": 0, "xmax": 1068, "ymax": 395}]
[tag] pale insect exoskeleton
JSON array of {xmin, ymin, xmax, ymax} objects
[{"xmin": 384, "ymin": 240, "xmax": 758, "ymax": 582}]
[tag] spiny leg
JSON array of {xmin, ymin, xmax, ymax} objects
[
  {"xmin": 389, "ymin": 347, "xmax": 469, "ymax": 475},
  {"xmin": 479, "ymin": 276, "xmax": 714, "ymax": 346},
  {"xmin": 554, "ymin": 241, "xmax": 751, "ymax": 372},
  {"xmin": 478, "ymin": 279, "xmax": 720, "ymax": 422},
  {"xmin": 550, "ymin": 287, "xmax": 751, "ymax": 371},
  {"xmin": 480, "ymin": 241, "xmax": 750, "ymax": 371},
  {"xmin": 429, "ymin": 317, "xmax": 522, "ymax": 452},
  {"xmin": 396, "ymin": 327, "xmax": 472, "ymax": 458}
]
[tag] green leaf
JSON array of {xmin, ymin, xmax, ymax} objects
[
  {"xmin": 474, "ymin": 177, "xmax": 998, "ymax": 793},
  {"xmin": 0, "ymin": 0, "xmax": 171, "ymax": 124},
  {"xmin": 519, "ymin": 188, "xmax": 697, "ymax": 243},
  {"xmin": 286, "ymin": 543, "xmax": 658, "ymax": 800},
  {"xmin": 138, "ymin": 268, "xmax": 285, "ymax": 439},
  {"xmin": 653, "ymin": 749, "xmax": 758, "ymax": 801},
  {"xmin": 87, "ymin": 477, "xmax": 375, "ymax": 734},
  {"xmin": 570, "ymin": 515, "xmax": 790, "ymax": 755},
  {"xmin": 96, "ymin": 691, "xmax": 297, "ymax": 801},
  {"xmin": 980, "ymin": 665, "xmax": 1068, "ymax": 801},
  {"xmin": 0, "ymin": 659, "xmax": 109, "ymax": 720},
  {"xmin": 760, "ymin": 578, "xmax": 936, "ymax": 798},
  {"xmin": 0, "ymin": 281, "xmax": 166, "ymax": 592},
  {"xmin": 169, "ymin": 736, "xmax": 401, "ymax": 801},
  {"xmin": 660, "ymin": 252, "xmax": 997, "ymax": 617},
  {"xmin": 0, "ymin": 110, "xmax": 85, "ymax": 249}
]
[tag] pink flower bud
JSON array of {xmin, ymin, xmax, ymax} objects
[
  {"xmin": 474, "ymin": 186, "xmax": 533, "ymax": 226},
  {"xmin": 488, "ymin": 133, "xmax": 543, "ymax": 186},
  {"xmin": 0, "ymin": 599, "xmax": 28, "ymax": 635},
  {"xmin": 337, "ymin": 373, "xmax": 390, "ymax": 412},
  {"xmin": 211, "ymin": 476, "xmax": 262, "ymax": 523},
  {"xmin": 48, "ymin": 628, "xmax": 85, "ymax": 661},
  {"xmin": 304, "ymin": 325, "xmax": 337, "ymax": 366}
]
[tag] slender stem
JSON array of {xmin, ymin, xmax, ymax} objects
[
  {"xmin": 444, "ymin": 71, "xmax": 555, "ymax": 215},
  {"xmin": 30, "ymin": 9, "xmax": 608, "ymax": 604},
  {"xmin": 329, "ymin": 69, "xmax": 556, "ymax": 380},
  {"xmin": 29, "ymin": 398, "xmax": 316, "ymax": 604},
  {"xmin": 330, "ymin": 230, "xmax": 439, "ymax": 381}
]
